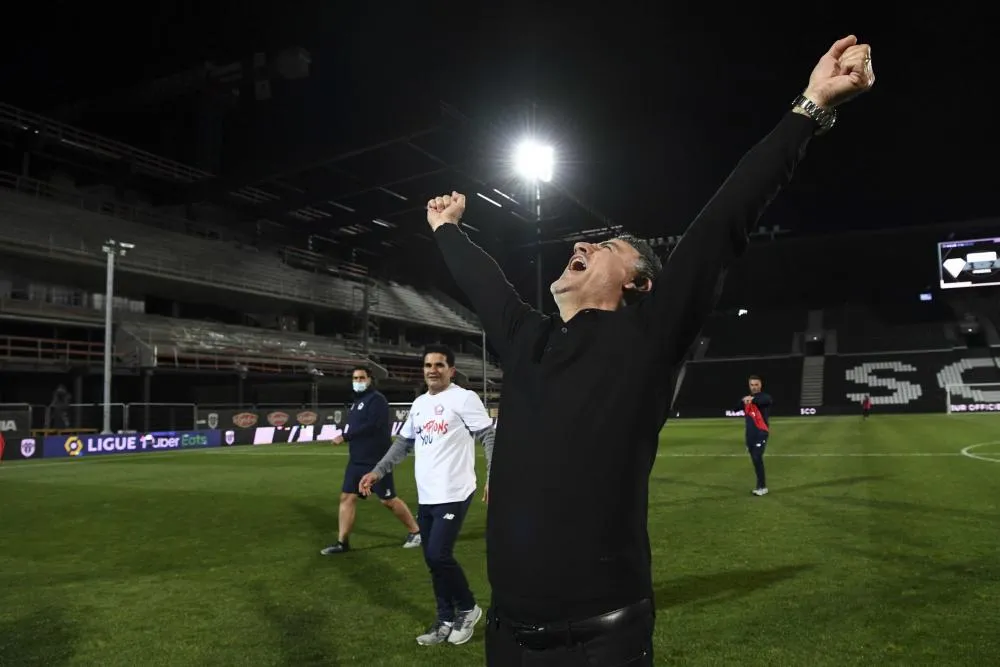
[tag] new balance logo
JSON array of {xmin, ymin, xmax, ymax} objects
[{"xmin": 443, "ymin": 513, "xmax": 455, "ymax": 520}]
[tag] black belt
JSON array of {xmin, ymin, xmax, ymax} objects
[{"xmin": 493, "ymin": 599, "xmax": 652, "ymax": 649}]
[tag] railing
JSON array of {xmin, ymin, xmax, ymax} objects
[
  {"xmin": 0, "ymin": 102, "xmax": 210, "ymax": 184},
  {"xmin": 38, "ymin": 402, "xmax": 192, "ymax": 433},
  {"xmin": 280, "ymin": 246, "xmax": 369, "ymax": 279},
  {"xmin": 386, "ymin": 365, "xmax": 424, "ymax": 382},
  {"xmin": 124, "ymin": 403, "xmax": 197, "ymax": 432},
  {"xmin": 0, "ymin": 335, "xmax": 112, "ymax": 366},
  {"xmin": 0, "ymin": 171, "xmax": 220, "ymax": 240},
  {"xmin": 43, "ymin": 403, "xmax": 125, "ymax": 432},
  {"xmin": 153, "ymin": 347, "xmax": 361, "ymax": 376},
  {"xmin": 0, "ymin": 296, "xmax": 103, "ymax": 324}
]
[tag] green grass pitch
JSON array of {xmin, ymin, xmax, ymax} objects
[{"xmin": 1, "ymin": 414, "xmax": 998, "ymax": 666}]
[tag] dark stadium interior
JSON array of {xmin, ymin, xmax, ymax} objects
[{"xmin": 0, "ymin": 6, "xmax": 997, "ymax": 430}]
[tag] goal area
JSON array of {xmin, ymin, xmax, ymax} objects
[{"xmin": 945, "ymin": 383, "xmax": 1000, "ymax": 414}]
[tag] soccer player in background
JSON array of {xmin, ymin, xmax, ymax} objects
[
  {"xmin": 862, "ymin": 395, "xmax": 872, "ymax": 420},
  {"xmin": 359, "ymin": 345, "xmax": 496, "ymax": 647},
  {"xmin": 743, "ymin": 375, "xmax": 772, "ymax": 496},
  {"xmin": 321, "ymin": 365, "xmax": 421, "ymax": 554}
]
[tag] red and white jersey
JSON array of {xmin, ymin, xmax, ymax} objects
[{"xmin": 399, "ymin": 384, "xmax": 493, "ymax": 504}]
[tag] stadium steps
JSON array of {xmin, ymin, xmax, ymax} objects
[{"xmin": 800, "ymin": 356, "xmax": 825, "ymax": 407}]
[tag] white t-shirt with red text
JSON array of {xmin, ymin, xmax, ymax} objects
[{"xmin": 399, "ymin": 383, "xmax": 493, "ymax": 505}]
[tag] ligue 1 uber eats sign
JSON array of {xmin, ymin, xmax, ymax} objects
[{"xmin": 43, "ymin": 431, "xmax": 220, "ymax": 458}]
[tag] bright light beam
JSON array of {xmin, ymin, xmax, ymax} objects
[{"xmin": 514, "ymin": 141, "xmax": 554, "ymax": 183}]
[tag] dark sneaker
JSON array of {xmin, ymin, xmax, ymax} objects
[{"xmin": 320, "ymin": 541, "xmax": 349, "ymax": 555}]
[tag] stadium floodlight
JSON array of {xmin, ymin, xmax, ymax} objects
[
  {"xmin": 514, "ymin": 140, "xmax": 554, "ymax": 183},
  {"xmin": 101, "ymin": 239, "xmax": 132, "ymax": 434}
]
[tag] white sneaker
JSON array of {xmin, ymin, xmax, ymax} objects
[
  {"xmin": 752, "ymin": 487, "xmax": 769, "ymax": 496},
  {"xmin": 416, "ymin": 620, "xmax": 452, "ymax": 646},
  {"xmin": 447, "ymin": 604, "xmax": 483, "ymax": 645},
  {"xmin": 403, "ymin": 532, "xmax": 422, "ymax": 549}
]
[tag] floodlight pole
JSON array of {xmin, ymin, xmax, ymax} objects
[
  {"xmin": 533, "ymin": 181, "xmax": 543, "ymax": 311},
  {"xmin": 101, "ymin": 239, "xmax": 131, "ymax": 434}
]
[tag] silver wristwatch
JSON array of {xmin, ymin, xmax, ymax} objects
[{"xmin": 792, "ymin": 94, "xmax": 837, "ymax": 134}]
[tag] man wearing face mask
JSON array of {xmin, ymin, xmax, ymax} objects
[{"xmin": 321, "ymin": 365, "xmax": 421, "ymax": 554}]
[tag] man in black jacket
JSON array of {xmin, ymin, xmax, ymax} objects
[
  {"xmin": 321, "ymin": 365, "xmax": 421, "ymax": 554},
  {"xmin": 426, "ymin": 35, "xmax": 874, "ymax": 665}
]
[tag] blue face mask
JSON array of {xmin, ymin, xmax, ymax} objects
[{"xmin": 352, "ymin": 381, "xmax": 368, "ymax": 393}]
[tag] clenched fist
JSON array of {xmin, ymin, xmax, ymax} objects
[
  {"xmin": 804, "ymin": 35, "xmax": 875, "ymax": 108},
  {"xmin": 427, "ymin": 191, "xmax": 466, "ymax": 231}
]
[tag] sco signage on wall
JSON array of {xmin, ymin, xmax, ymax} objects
[
  {"xmin": 43, "ymin": 430, "xmax": 221, "ymax": 459},
  {"xmin": 839, "ymin": 355, "xmax": 1000, "ymax": 407},
  {"xmin": 722, "ymin": 407, "xmax": 822, "ymax": 418}
]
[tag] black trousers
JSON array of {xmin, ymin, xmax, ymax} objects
[
  {"xmin": 417, "ymin": 492, "xmax": 475, "ymax": 622},
  {"xmin": 747, "ymin": 435, "xmax": 768, "ymax": 488},
  {"xmin": 485, "ymin": 599, "xmax": 654, "ymax": 666}
]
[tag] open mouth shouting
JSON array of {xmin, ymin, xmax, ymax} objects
[{"xmin": 567, "ymin": 255, "xmax": 588, "ymax": 273}]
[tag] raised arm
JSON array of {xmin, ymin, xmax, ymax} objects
[
  {"xmin": 429, "ymin": 193, "xmax": 544, "ymax": 361},
  {"xmin": 635, "ymin": 36, "xmax": 875, "ymax": 366}
]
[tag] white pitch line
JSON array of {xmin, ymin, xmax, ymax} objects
[
  {"xmin": 661, "ymin": 452, "xmax": 962, "ymax": 458},
  {"xmin": 960, "ymin": 441, "xmax": 1000, "ymax": 464},
  {"xmin": 2, "ymin": 445, "xmax": 991, "ymax": 474},
  {"xmin": 146, "ymin": 449, "xmax": 964, "ymax": 458}
]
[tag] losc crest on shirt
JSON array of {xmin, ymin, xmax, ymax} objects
[{"xmin": 400, "ymin": 385, "xmax": 493, "ymax": 505}]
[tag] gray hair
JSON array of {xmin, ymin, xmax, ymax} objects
[{"xmin": 614, "ymin": 233, "xmax": 662, "ymax": 302}]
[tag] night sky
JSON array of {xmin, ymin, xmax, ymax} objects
[{"xmin": 2, "ymin": 3, "xmax": 994, "ymax": 252}]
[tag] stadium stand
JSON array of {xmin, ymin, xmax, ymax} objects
[
  {"xmin": 0, "ymin": 172, "xmax": 481, "ymax": 335},
  {"xmin": 4, "ymin": 97, "xmax": 999, "ymax": 433},
  {"xmin": 115, "ymin": 314, "xmax": 501, "ymax": 382},
  {"xmin": 673, "ymin": 356, "xmax": 804, "ymax": 418},
  {"xmin": 825, "ymin": 302, "xmax": 954, "ymax": 353},
  {"xmin": 668, "ymin": 220, "xmax": 1000, "ymax": 418},
  {"xmin": 700, "ymin": 309, "xmax": 805, "ymax": 358}
]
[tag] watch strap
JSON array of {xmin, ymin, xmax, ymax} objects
[{"xmin": 792, "ymin": 94, "xmax": 837, "ymax": 135}]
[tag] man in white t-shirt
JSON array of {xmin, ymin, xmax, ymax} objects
[{"xmin": 360, "ymin": 344, "xmax": 496, "ymax": 648}]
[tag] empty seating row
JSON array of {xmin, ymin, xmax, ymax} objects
[
  {"xmin": 0, "ymin": 174, "xmax": 480, "ymax": 334},
  {"xmin": 701, "ymin": 310, "xmax": 803, "ymax": 358},
  {"xmin": 117, "ymin": 315, "xmax": 365, "ymax": 375},
  {"xmin": 827, "ymin": 303, "xmax": 952, "ymax": 353}
]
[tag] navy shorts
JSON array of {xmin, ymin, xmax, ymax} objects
[{"xmin": 342, "ymin": 461, "xmax": 396, "ymax": 500}]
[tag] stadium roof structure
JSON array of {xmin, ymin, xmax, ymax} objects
[
  {"xmin": 0, "ymin": 77, "xmax": 633, "ymax": 273},
  {"xmin": 162, "ymin": 100, "xmax": 630, "ymax": 257}
]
